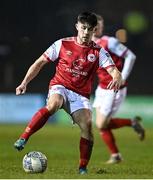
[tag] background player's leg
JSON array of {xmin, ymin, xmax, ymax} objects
[{"xmin": 96, "ymin": 108, "xmax": 122, "ymax": 163}]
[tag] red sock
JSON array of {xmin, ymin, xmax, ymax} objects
[
  {"xmin": 20, "ymin": 107, "xmax": 50, "ymax": 140},
  {"xmin": 100, "ymin": 129, "xmax": 119, "ymax": 154},
  {"xmin": 79, "ymin": 137, "xmax": 93, "ymax": 169},
  {"xmin": 108, "ymin": 118, "xmax": 132, "ymax": 129}
]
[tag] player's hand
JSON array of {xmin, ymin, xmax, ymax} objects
[
  {"xmin": 16, "ymin": 84, "xmax": 27, "ymax": 95},
  {"xmin": 107, "ymin": 77, "xmax": 122, "ymax": 92},
  {"xmin": 121, "ymin": 79, "xmax": 126, "ymax": 86}
]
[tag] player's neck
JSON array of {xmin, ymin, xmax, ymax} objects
[{"xmin": 76, "ymin": 37, "xmax": 91, "ymax": 46}]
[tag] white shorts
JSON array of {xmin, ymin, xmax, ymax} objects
[
  {"xmin": 93, "ymin": 86, "xmax": 127, "ymax": 116},
  {"xmin": 47, "ymin": 85, "xmax": 92, "ymax": 114}
]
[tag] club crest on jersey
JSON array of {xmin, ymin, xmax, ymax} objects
[{"xmin": 87, "ymin": 54, "xmax": 96, "ymax": 62}]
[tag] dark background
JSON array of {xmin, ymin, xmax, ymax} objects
[{"xmin": 0, "ymin": 0, "xmax": 152, "ymax": 95}]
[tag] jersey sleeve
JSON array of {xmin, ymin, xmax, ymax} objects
[
  {"xmin": 43, "ymin": 39, "xmax": 62, "ymax": 61},
  {"xmin": 108, "ymin": 37, "xmax": 127, "ymax": 57},
  {"xmin": 121, "ymin": 49, "xmax": 136, "ymax": 80},
  {"xmin": 99, "ymin": 48, "xmax": 115, "ymax": 68}
]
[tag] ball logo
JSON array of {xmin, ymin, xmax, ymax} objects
[{"xmin": 87, "ymin": 54, "xmax": 96, "ymax": 62}]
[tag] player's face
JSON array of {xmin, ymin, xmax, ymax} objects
[
  {"xmin": 76, "ymin": 22, "xmax": 96, "ymax": 44},
  {"xmin": 94, "ymin": 20, "xmax": 104, "ymax": 37}
]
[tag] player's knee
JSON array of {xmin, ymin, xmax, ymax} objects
[
  {"xmin": 79, "ymin": 117, "xmax": 92, "ymax": 134},
  {"xmin": 47, "ymin": 99, "xmax": 63, "ymax": 113},
  {"xmin": 80, "ymin": 123, "xmax": 93, "ymax": 141},
  {"xmin": 81, "ymin": 119, "xmax": 92, "ymax": 131},
  {"xmin": 96, "ymin": 117, "xmax": 108, "ymax": 129}
]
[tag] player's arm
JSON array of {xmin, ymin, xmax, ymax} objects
[
  {"xmin": 16, "ymin": 55, "xmax": 49, "ymax": 95},
  {"xmin": 121, "ymin": 49, "xmax": 136, "ymax": 84},
  {"xmin": 16, "ymin": 39, "xmax": 61, "ymax": 95},
  {"xmin": 99, "ymin": 48, "xmax": 122, "ymax": 91},
  {"xmin": 106, "ymin": 66, "xmax": 122, "ymax": 91},
  {"xmin": 108, "ymin": 37, "xmax": 136, "ymax": 84}
]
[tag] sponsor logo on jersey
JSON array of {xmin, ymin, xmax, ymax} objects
[
  {"xmin": 65, "ymin": 58, "xmax": 88, "ymax": 77},
  {"xmin": 65, "ymin": 67, "xmax": 88, "ymax": 77},
  {"xmin": 66, "ymin": 50, "xmax": 72, "ymax": 56},
  {"xmin": 87, "ymin": 54, "xmax": 96, "ymax": 62},
  {"xmin": 73, "ymin": 58, "xmax": 85, "ymax": 70}
]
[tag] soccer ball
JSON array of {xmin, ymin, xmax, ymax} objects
[{"xmin": 22, "ymin": 151, "xmax": 47, "ymax": 173}]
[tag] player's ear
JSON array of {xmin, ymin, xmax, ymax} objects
[
  {"xmin": 93, "ymin": 26, "xmax": 97, "ymax": 33},
  {"xmin": 75, "ymin": 23, "xmax": 78, "ymax": 31}
]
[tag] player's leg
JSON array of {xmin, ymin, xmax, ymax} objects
[
  {"xmin": 63, "ymin": 90, "xmax": 93, "ymax": 174},
  {"xmin": 95, "ymin": 87, "xmax": 145, "ymax": 163},
  {"xmin": 14, "ymin": 86, "xmax": 65, "ymax": 151},
  {"xmin": 107, "ymin": 87, "xmax": 131, "ymax": 129},
  {"xmin": 72, "ymin": 108, "xmax": 93, "ymax": 174},
  {"xmin": 131, "ymin": 116, "xmax": 145, "ymax": 140},
  {"xmin": 93, "ymin": 87, "xmax": 122, "ymax": 163},
  {"xmin": 96, "ymin": 107, "xmax": 122, "ymax": 163},
  {"xmin": 107, "ymin": 87, "xmax": 145, "ymax": 140}
]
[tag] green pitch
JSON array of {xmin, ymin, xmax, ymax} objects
[{"xmin": 0, "ymin": 123, "xmax": 153, "ymax": 179}]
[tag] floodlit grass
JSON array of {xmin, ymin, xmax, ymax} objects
[{"xmin": 0, "ymin": 123, "xmax": 153, "ymax": 179}]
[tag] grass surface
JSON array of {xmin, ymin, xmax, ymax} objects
[{"xmin": 0, "ymin": 123, "xmax": 153, "ymax": 179}]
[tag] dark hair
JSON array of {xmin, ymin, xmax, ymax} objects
[
  {"xmin": 96, "ymin": 14, "xmax": 104, "ymax": 22},
  {"xmin": 77, "ymin": 12, "xmax": 97, "ymax": 28}
]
